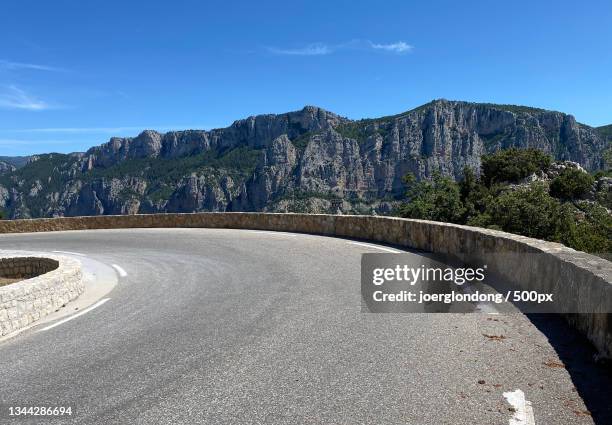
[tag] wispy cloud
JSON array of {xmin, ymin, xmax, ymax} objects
[
  {"xmin": 266, "ymin": 39, "xmax": 413, "ymax": 56},
  {"xmin": 368, "ymin": 41, "xmax": 413, "ymax": 53},
  {"xmin": 0, "ymin": 85, "xmax": 53, "ymax": 111},
  {"xmin": 0, "ymin": 59, "xmax": 65, "ymax": 72},
  {"xmin": 266, "ymin": 43, "xmax": 332, "ymax": 56}
]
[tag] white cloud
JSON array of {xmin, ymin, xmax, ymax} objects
[
  {"xmin": 0, "ymin": 59, "xmax": 64, "ymax": 72},
  {"xmin": 267, "ymin": 43, "xmax": 332, "ymax": 56},
  {"xmin": 368, "ymin": 41, "xmax": 413, "ymax": 53},
  {"xmin": 267, "ymin": 40, "xmax": 413, "ymax": 56},
  {"xmin": 0, "ymin": 85, "xmax": 51, "ymax": 111}
]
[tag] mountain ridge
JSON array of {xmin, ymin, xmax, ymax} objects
[{"xmin": 0, "ymin": 99, "xmax": 609, "ymax": 219}]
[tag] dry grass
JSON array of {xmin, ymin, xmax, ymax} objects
[
  {"xmin": 543, "ymin": 359, "xmax": 565, "ymax": 368},
  {"xmin": 482, "ymin": 333, "xmax": 507, "ymax": 341}
]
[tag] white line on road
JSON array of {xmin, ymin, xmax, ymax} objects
[
  {"xmin": 503, "ymin": 389, "xmax": 536, "ymax": 425},
  {"xmin": 349, "ymin": 242, "xmax": 401, "ymax": 253},
  {"xmin": 39, "ymin": 298, "xmax": 110, "ymax": 332},
  {"xmin": 111, "ymin": 264, "xmax": 128, "ymax": 277},
  {"xmin": 52, "ymin": 250, "xmax": 86, "ymax": 256},
  {"xmin": 251, "ymin": 230, "xmax": 298, "ymax": 237}
]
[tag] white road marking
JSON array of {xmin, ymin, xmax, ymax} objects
[
  {"xmin": 39, "ymin": 298, "xmax": 110, "ymax": 332},
  {"xmin": 111, "ymin": 264, "xmax": 128, "ymax": 277},
  {"xmin": 503, "ymin": 389, "xmax": 536, "ymax": 425},
  {"xmin": 251, "ymin": 230, "xmax": 297, "ymax": 237},
  {"xmin": 349, "ymin": 242, "xmax": 401, "ymax": 253},
  {"xmin": 52, "ymin": 250, "xmax": 86, "ymax": 256}
]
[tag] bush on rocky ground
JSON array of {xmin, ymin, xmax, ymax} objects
[
  {"xmin": 550, "ymin": 168, "xmax": 594, "ymax": 200},
  {"xmin": 398, "ymin": 148, "xmax": 611, "ymax": 256}
]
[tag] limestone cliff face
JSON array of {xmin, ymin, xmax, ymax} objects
[
  {"xmin": 298, "ymin": 130, "xmax": 370, "ymax": 196},
  {"xmin": 165, "ymin": 174, "xmax": 238, "ymax": 213},
  {"xmin": 0, "ymin": 161, "xmax": 16, "ymax": 175},
  {"xmin": 0, "ymin": 101, "xmax": 609, "ymax": 218},
  {"xmin": 85, "ymin": 106, "xmax": 344, "ymax": 167},
  {"xmin": 234, "ymin": 135, "xmax": 298, "ymax": 211}
]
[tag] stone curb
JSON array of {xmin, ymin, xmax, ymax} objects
[{"xmin": 0, "ymin": 251, "xmax": 84, "ymax": 336}]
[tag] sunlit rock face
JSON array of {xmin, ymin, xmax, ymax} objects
[{"xmin": 0, "ymin": 101, "xmax": 609, "ymax": 218}]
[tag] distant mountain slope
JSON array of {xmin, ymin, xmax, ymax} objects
[
  {"xmin": 0, "ymin": 156, "xmax": 31, "ymax": 168},
  {"xmin": 0, "ymin": 156, "xmax": 31, "ymax": 174},
  {"xmin": 0, "ymin": 100, "xmax": 609, "ymax": 219},
  {"xmin": 597, "ymin": 124, "xmax": 612, "ymax": 141}
]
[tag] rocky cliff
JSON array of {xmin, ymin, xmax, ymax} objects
[{"xmin": 0, "ymin": 100, "xmax": 609, "ymax": 218}]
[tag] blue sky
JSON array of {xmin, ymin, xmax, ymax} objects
[{"xmin": 1, "ymin": 0, "xmax": 611, "ymax": 156}]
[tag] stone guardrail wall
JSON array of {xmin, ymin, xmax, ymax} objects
[
  {"xmin": 0, "ymin": 212, "xmax": 610, "ymax": 358},
  {"xmin": 0, "ymin": 252, "xmax": 84, "ymax": 336}
]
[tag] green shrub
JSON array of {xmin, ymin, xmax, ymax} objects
[
  {"xmin": 459, "ymin": 166, "xmax": 492, "ymax": 221},
  {"xmin": 481, "ymin": 148, "xmax": 552, "ymax": 186},
  {"xmin": 480, "ymin": 183, "xmax": 563, "ymax": 240},
  {"xmin": 595, "ymin": 183, "xmax": 612, "ymax": 210},
  {"xmin": 398, "ymin": 172, "xmax": 464, "ymax": 223},
  {"xmin": 549, "ymin": 168, "xmax": 594, "ymax": 199},
  {"xmin": 559, "ymin": 202, "xmax": 612, "ymax": 255}
]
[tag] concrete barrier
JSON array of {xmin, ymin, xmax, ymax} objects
[
  {"xmin": 0, "ymin": 212, "xmax": 610, "ymax": 357},
  {"xmin": 0, "ymin": 251, "xmax": 84, "ymax": 336}
]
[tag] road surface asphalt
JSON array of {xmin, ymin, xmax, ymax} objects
[{"xmin": 0, "ymin": 228, "xmax": 610, "ymax": 424}]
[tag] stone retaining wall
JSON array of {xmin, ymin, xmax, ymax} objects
[
  {"xmin": 0, "ymin": 212, "xmax": 610, "ymax": 357},
  {"xmin": 0, "ymin": 256, "xmax": 59, "ymax": 280},
  {"xmin": 0, "ymin": 252, "xmax": 84, "ymax": 336}
]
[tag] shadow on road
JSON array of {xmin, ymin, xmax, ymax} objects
[
  {"xmin": 346, "ymin": 240, "xmax": 612, "ymax": 422},
  {"xmin": 527, "ymin": 314, "xmax": 612, "ymax": 425}
]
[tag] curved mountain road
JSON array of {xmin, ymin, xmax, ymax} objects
[{"xmin": 0, "ymin": 228, "xmax": 607, "ymax": 424}]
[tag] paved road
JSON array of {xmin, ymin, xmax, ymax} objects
[{"xmin": 0, "ymin": 229, "xmax": 607, "ymax": 424}]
